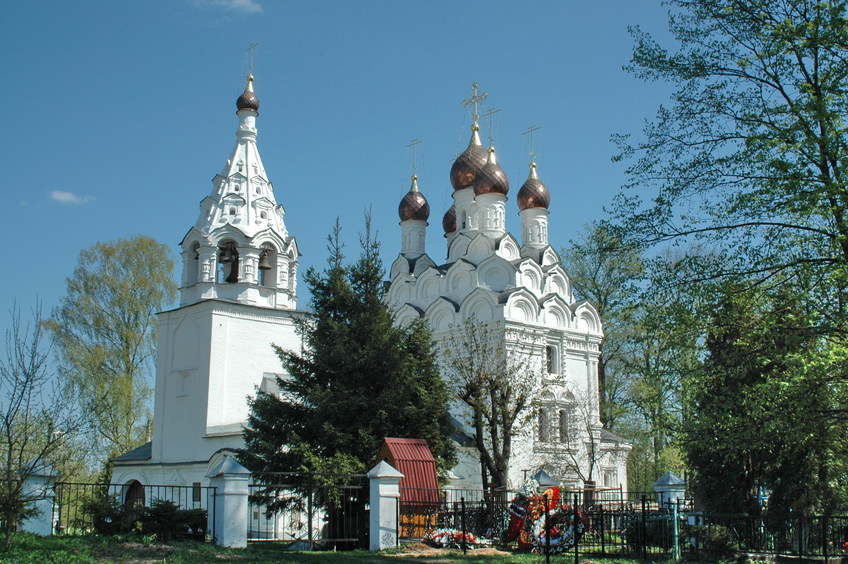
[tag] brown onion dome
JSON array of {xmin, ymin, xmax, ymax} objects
[
  {"xmin": 398, "ymin": 175, "xmax": 430, "ymax": 221},
  {"xmin": 450, "ymin": 125, "xmax": 488, "ymax": 190},
  {"xmin": 236, "ymin": 74, "xmax": 260, "ymax": 112},
  {"xmin": 442, "ymin": 205, "xmax": 457, "ymax": 234},
  {"xmin": 517, "ymin": 163, "xmax": 550, "ymax": 210},
  {"xmin": 473, "ymin": 146, "xmax": 509, "ymax": 196}
]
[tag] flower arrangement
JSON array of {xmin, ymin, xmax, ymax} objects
[
  {"xmin": 505, "ymin": 483, "xmax": 586, "ymax": 554},
  {"xmin": 425, "ymin": 528, "xmax": 478, "ymax": 549}
]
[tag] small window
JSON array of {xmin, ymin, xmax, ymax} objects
[
  {"xmin": 234, "ymin": 184, "xmax": 240, "ymax": 192},
  {"xmin": 546, "ymin": 346, "xmax": 557, "ymax": 374},
  {"xmin": 538, "ymin": 409, "xmax": 550, "ymax": 442},
  {"xmin": 559, "ymin": 410, "xmax": 569, "ymax": 445},
  {"xmin": 260, "ymin": 211, "xmax": 267, "ymax": 219},
  {"xmin": 229, "ymin": 208, "xmax": 236, "ymax": 216}
]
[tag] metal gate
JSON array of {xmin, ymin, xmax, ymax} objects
[{"xmin": 248, "ymin": 473, "xmax": 367, "ymax": 549}]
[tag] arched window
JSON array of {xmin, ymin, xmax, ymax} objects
[
  {"xmin": 186, "ymin": 242, "xmax": 200, "ymax": 286},
  {"xmin": 258, "ymin": 245, "xmax": 277, "ymax": 287},
  {"xmin": 460, "ymin": 210, "xmax": 467, "ymax": 230},
  {"xmin": 559, "ymin": 409, "xmax": 570, "ymax": 445},
  {"xmin": 538, "ymin": 409, "xmax": 550, "ymax": 442},
  {"xmin": 217, "ymin": 242, "xmax": 239, "ymax": 283},
  {"xmin": 546, "ymin": 346, "xmax": 558, "ymax": 374}
]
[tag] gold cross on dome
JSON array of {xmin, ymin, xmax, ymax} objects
[
  {"xmin": 406, "ymin": 138, "xmax": 422, "ymax": 175},
  {"xmin": 245, "ymin": 42, "xmax": 259, "ymax": 75},
  {"xmin": 462, "ymin": 82, "xmax": 488, "ymax": 124},
  {"xmin": 480, "ymin": 107, "xmax": 501, "ymax": 146},
  {"xmin": 522, "ymin": 124, "xmax": 542, "ymax": 162}
]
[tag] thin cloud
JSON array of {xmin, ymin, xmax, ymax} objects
[
  {"xmin": 50, "ymin": 190, "xmax": 95, "ymax": 205},
  {"xmin": 191, "ymin": 0, "xmax": 262, "ymax": 14}
]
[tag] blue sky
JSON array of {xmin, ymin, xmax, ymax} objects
[{"xmin": 1, "ymin": 0, "xmax": 674, "ymax": 330}]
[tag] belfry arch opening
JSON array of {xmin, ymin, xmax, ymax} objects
[
  {"xmin": 258, "ymin": 244, "xmax": 277, "ymax": 287},
  {"xmin": 186, "ymin": 241, "xmax": 200, "ymax": 286},
  {"xmin": 217, "ymin": 241, "xmax": 239, "ymax": 283}
]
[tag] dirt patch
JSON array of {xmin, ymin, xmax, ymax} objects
[{"xmin": 386, "ymin": 541, "xmax": 514, "ymax": 559}]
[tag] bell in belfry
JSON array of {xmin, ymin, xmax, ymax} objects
[{"xmin": 258, "ymin": 249, "xmax": 273, "ymax": 270}]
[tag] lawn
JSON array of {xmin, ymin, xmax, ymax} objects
[{"xmin": 0, "ymin": 533, "xmax": 658, "ymax": 563}]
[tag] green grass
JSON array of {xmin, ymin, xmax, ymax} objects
[{"xmin": 0, "ymin": 532, "xmax": 667, "ymax": 563}]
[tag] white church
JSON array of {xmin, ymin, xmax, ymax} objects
[{"xmin": 111, "ymin": 76, "xmax": 629, "ymax": 495}]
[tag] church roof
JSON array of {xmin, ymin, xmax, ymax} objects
[{"xmin": 112, "ymin": 442, "xmax": 152, "ymax": 462}]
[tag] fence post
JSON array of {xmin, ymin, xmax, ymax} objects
[
  {"xmin": 573, "ymin": 494, "xmax": 580, "ymax": 564},
  {"xmin": 367, "ymin": 461, "xmax": 403, "ymax": 551},
  {"xmin": 461, "ymin": 497, "xmax": 467, "ymax": 555},
  {"xmin": 672, "ymin": 498, "xmax": 679, "ymax": 561},
  {"xmin": 641, "ymin": 495, "xmax": 648, "ymax": 561},
  {"xmin": 822, "ymin": 516, "xmax": 828, "ymax": 564},
  {"xmin": 600, "ymin": 505, "xmax": 605, "ymax": 556},
  {"xmin": 543, "ymin": 494, "xmax": 550, "ymax": 564},
  {"xmin": 206, "ymin": 456, "xmax": 250, "ymax": 548},
  {"xmin": 20, "ymin": 462, "xmax": 57, "ymax": 535}
]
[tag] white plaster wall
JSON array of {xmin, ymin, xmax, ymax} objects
[{"xmin": 152, "ymin": 300, "xmax": 303, "ymax": 466}]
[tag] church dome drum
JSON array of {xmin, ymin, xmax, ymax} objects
[
  {"xmin": 473, "ymin": 148, "xmax": 509, "ymax": 196},
  {"xmin": 398, "ymin": 176, "xmax": 430, "ymax": 221},
  {"xmin": 236, "ymin": 74, "xmax": 260, "ymax": 112},
  {"xmin": 517, "ymin": 164, "xmax": 550, "ymax": 210},
  {"xmin": 450, "ymin": 132, "xmax": 488, "ymax": 190},
  {"xmin": 442, "ymin": 205, "xmax": 457, "ymax": 234}
]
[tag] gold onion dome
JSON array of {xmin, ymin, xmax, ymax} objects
[
  {"xmin": 442, "ymin": 205, "xmax": 457, "ymax": 234},
  {"xmin": 517, "ymin": 163, "xmax": 550, "ymax": 210},
  {"xmin": 473, "ymin": 146, "xmax": 509, "ymax": 196},
  {"xmin": 450, "ymin": 125, "xmax": 488, "ymax": 190},
  {"xmin": 236, "ymin": 74, "xmax": 260, "ymax": 112},
  {"xmin": 398, "ymin": 175, "xmax": 430, "ymax": 221}
]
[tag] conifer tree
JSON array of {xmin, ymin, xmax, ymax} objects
[{"xmin": 239, "ymin": 219, "xmax": 456, "ymax": 492}]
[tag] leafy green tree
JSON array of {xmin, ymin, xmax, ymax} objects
[
  {"xmin": 45, "ymin": 236, "xmax": 176, "ymax": 464},
  {"xmin": 239, "ymin": 220, "xmax": 456, "ymax": 492},
  {"xmin": 562, "ymin": 222, "xmax": 645, "ymax": 430},
  {"xmin": 615, "ymin": 0, "xmax": 848, "ymax": 327},
  {"xmin": 684, "ymin": 283, "xmax": 845, "ymax": 514},
  {"xmin": 1, "ymin": 303, "xmax": 82, "ymax": 551}
]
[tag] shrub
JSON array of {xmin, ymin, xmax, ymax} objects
[{"xmin": 140, "ymin": 500, "xmax": 207, "ymax": 541}]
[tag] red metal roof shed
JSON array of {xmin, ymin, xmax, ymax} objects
[{"xmin": 376, "ymin": 437, "xmax": 440, "ymax": 504}]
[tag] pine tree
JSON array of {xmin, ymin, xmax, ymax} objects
[{"xmin": 239, "ymin": 219, "xmax": 456, "ymax": 492}]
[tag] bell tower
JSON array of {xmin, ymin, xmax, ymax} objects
[
  {"xmin": 110, "ymin": 76, "xmax": 306, "ymax": 484},
  {"xmin": 179, "ymin": 74, "xmax": 299, "ymax": 310}
]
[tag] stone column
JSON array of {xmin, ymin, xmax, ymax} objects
[
  {"xmin": 367, "ymin": 461, "xmax": 403, "ymax": 551},
  {"xmin": 207, "ymin": 456, "xmax": 251, "ymax": 548},
  {"xmin": 20, "ymin": 461, "xmax": 57, "ymax": 535}
]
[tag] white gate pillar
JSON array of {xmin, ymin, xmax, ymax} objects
[
  {"xmin": 20, "ymin": 461, "xmax": 57, "ymax": 535},
  {"xmin": 207, "ymin": 456, "xmax": 250, "ymax": 547},
  {"xmin": 367, "ymin": 461, "xmax": 403, "ymax": 551}
]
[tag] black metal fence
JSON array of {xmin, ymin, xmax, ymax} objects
[
  {"xmin": 399, "ymin": 488, "xmax": 693, "ymax": 557},
  {"xmin": 54, "ymin": 482, "xmax": 215, "ymax": 539},
  {"xmin": 248, "ymin": 473, "xmax": 368, "ymax": 550},
  {"xmin": 399, "ymin": 487, "xmax": 848, "ymax": 560}
]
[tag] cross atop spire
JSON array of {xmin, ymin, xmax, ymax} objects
[
  {"xmin": 462, "ymin": 82, "xmax": 488, "ymax": 127},
  {"xmin": 522, "ymin": 124, "xmax": 542, "ymax": 163},
  {"xmin": 244, "ymin": 42, "xmax": 259, "ymax": 76},
  {"xmin": 406, "ymin": 138, "xmax": 422, "ymax": 176},
  {"xmin": 480, "ymin": 107, "xmax": 501, "ymax": 147}
]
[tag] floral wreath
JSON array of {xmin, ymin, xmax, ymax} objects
[
  {"xmin": 425, "ymin": 528, "xmax": 477, "ymax": 549},
  {"xmin": 506, "ymin": 483, "xmax": 585, "ymax": 554}
]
